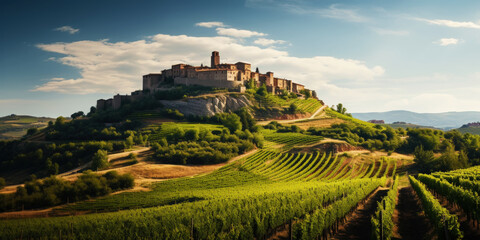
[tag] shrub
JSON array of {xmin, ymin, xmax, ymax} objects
[
  {"xmin": 92, "ymin": 149, "xmax": 109, "ymax": 170},
  {"xmin": 0, "ymin": 171, "xmax": 134, "ymax": 212},
  {"xmin": 0, "ymin": 177, "xmax": 5, "ymax": 190}
]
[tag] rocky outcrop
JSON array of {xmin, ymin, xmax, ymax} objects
[{"xmin": 159, "ymin": 94, "xmax": 251, "ymax": 117}]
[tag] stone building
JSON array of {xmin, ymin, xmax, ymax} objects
[
  {"xmin": 98, "ymin": 51, "xmax": 315, "ymax": 111},
  {"xmin": 142, "ymin": 51, "xmax": 310, "ymax": 95}
]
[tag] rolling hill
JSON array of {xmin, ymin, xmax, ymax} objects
[
  {"xmin": 352, "ymin": 110, "xmax": 480, "ymax": 129},
  {"xmin": 0, "ymin": 115, "xmax": 53, "ymax": 139}
]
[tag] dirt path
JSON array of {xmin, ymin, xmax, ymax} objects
[
  {"xmin": 0, "ymin": 147, "xmax": 152, "ymax": 194},
  {"xmin": 0, "ymin": 149, "xmax": 259, "ymax": 219},
  {"xmin": 309, "ymin": 105, "xmax": 327, "ymax": 119},
  {"xmin": 393, "ymin": 186, "xmax": 434, "ymax": 240},
  {"xmin": 332, "ymin": 187, "xmax": 390, "ymax": 240}
]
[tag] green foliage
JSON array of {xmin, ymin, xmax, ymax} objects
[
  {"xmin": 152, "ymin": 131, "xmax": 255, "ymax": 165},
  {"xmin": 409, "ymin": 176, "xmax": 463, "ymax": 240},
  {"xmin": 55, "ymin": 116, "xmax": 66, "ymax": 126},
  {"xmin": 404, "ymin": 128, "xmax": 442, "ymax": 152},
  {"xmin": 371, "ymin": 177, "xmax": 399, "ymax": 240},
  {"xmin": 245, "ymin": 78, "xmax": 256, "ymax": 89},
  {"xmin": 263, "ymin": 129, "xmax": 323, "ymax": 150},
  {"xmin": 91, "ymin": 149, "xmax": 109, "ymax": 171},
  {"xmin": 308, "ymin": 123, "xmax": 401, "ymax": 151},
  {"xmin": 256, "ymin": 84, "xmax": 268, "ymax": 97},
  {"xmin": 87, "ymin": 106, "xmax": 96, "ymax": 117},
  {"xmin": 26, "ymin": 128, "xmax": 38, "ymax": 136},
  {"xmin": 418, "ymin": 173, "xmax": 480, "ymax": 228},
  {"xmin": 287, "ymin": 103, "xmax": 299, "ymax": 114},
  {"xmin": 0, "ymin": 177, "xmax": 383, "ymax": 239},
  {"xmin": 127, "ymin": 153, "xmax": 138, "ymax": 164},
  {"xmin": 414, "ymin": 145, "xmax": 435, "ymax": 173},
  {"xmin": 217, "ymin": 113, "xmax": 242, "ymax": 133},
  {"xmin": 235, "ymin": 108, "xmax": 258, "ymax": 132},
  {"xmin": 414, "ymin": 142, "xmax": 470, "ymax": 173},
  {"xmin": 70, "ymin": 111, "xmax": 85, "ymax": 119},
  {"xmin": 335, "ymin": 103, "xmax": 350, "ymax": 116},
  {"xmin": 184, "ymin": 128, "xmax": 199, "ymax": 141},
  {"xmin": 0, "ymin": 171, "xmax": 134, "ymax": 212},
  {"xmin": 292, "ymin": 178, "xmax": 385, "ymax": 240},
  {"xmin": 92, "ymin": 96, "xmax": 161, "ymax": 122},
  {"xmin": 0, "ymin": 140, "xmax": 127, "ymax": 182},
  {"xmin": 300, "ymin": 89, "xmax": 311, "ymax": 99}
]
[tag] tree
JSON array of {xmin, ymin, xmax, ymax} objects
[
  {"xmin": 288, "ymin": 103, "xmax": 298, "ymax": 114},
  {"xmin": 87, "ymin": 106, "xmax": 96, "ymax": 117},
  {"xmin": 255, "ymin": 67, "xmax": 259, "ymax": 73},
  {"xmin": 26, "ymin": 128, "xmax": 38, "ymax": 136},
  {"xmin": 336, "ymin": 103, "xmax": 347, "ymax": 115},
  {"xmin": 92, "ymin": 149, "xmax": 109, "ymax": 171},
  {"xmin": 246, "ymin": 78, "xmax": 256, "ymax": 89},
  {"xmin": 413, "ymin": 145, "xmax": 435, "ymax": 173},
  {"xmin": 71, "ymin": 111, "xmax": 85, "ymax": 119},
  {"xmin": 300, "ymin": 89, "xmax": 311, "ymax": 99},
  {"xmin": 236, "ymin": 108, "xmax": 257, "ymax": 132},
  {"xmin": 45, "ymin": 158, "xmax": 58, "ymax": 175},
  {"xmin": 221, "ymin": 113, "xmax": 242, "ymax": 133},
  {"xmin": 55, "ymin": 116, "xmax": 66, "ymax": 126},
  {"xmin": 185, "ymin": 129, "xmax": 199, "ymax": 141},
  {"xmin": 256, "ymin": 84, "xmax": 268, "ymax": 97},
  {"xmin": 125, "ymin": 135, "xmax": 134, "ymax": 149}
]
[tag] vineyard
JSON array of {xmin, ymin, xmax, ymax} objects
[
  {"xmin": 257, "ymin": 94, "xmax": 323, "ymax": 114},
  {"xmin": 1, "ymin": 122, "xmax": 480, "ymax": 239}
]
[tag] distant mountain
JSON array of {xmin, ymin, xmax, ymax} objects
[{"xmin": 352, "ymin": 110, "xmax": 480, "ymax": 129}]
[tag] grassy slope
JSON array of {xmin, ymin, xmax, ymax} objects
[
  {"xmin": 0, "ymin": 115, "xmax": 53, "ymax": 139},
  {"xmin": 457, "ymin": 126, "xmax": 480, "ymax": 135}
]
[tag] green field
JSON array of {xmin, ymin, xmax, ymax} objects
[
  {"xmin": 1, "ymin": 119, "xmax": 479, "ymax": 240},
  {"xmin": 144, "ymin": 122, "xmax": 226, "ymax": 142},
  {"xmin": 0, "ymin": 115, "xmax": 53, "ymax": 139},
  {"xmin": 0, "ymin": 127, "xmax": 401, "ymax": 239}
]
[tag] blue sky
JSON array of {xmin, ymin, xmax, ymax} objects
[{"xmin": 2, "ymin": 0, "xmax": 480, "ymax": 117}]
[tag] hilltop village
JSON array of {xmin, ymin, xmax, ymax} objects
[{"xmin": 97, "ymin": 51, "xmax": 315, "ymax": 110}]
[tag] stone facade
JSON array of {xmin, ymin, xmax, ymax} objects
[
  {"xmin": 97, "ymin": 51, "xmax": 316, "ymax": 111},
  {"xmin": 143, "ymin": 51, "xmax": 311, "ymax": 95}
]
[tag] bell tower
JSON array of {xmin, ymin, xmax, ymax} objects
[{"xmin": 211, "ymin": 51, "xmax": 220, "ymax": 68}]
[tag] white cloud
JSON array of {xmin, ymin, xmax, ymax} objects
[
  {"xmin": 415, "ymin": 18, "xmax": 480, "ymax": 29},
  {"xmin": 216, "ymin": 27, "xmax": 266, "ymax": 38},
  {"xmin": 35, "ymin": 28, "xmax": 480, "ymax": 113},
  {"xmin": 434, "ymin": 38, "xmax": 460, "ymax": 46},
  {"xmin": 311, "ymin": 4, "xmax": 367, "ymax": 22},
  {"xmin": 54, "ymin": 26, "xmax": 79, "ymax": 34},
  {"xmin": 195, "ymin": 22, "xmax": 225, "ymax": 28},
  {"xmin": 372, "ymin": 28, "xmax": 409, "ymax": 36},
  {"xmin": 253, "ymin": 38, "xmax": 286, "ymax": 46},
  {"xmin": 247, "ymin": 1, "xmax": 367, "ymax": 23},
  {"xmin": 35, "ymin": 32, "xmax": 383, "ymax": 97}
]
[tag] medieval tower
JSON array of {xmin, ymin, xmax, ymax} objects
[{"xmin": 211, "ymin": 51, "xmax": 220, "ymax": 68}]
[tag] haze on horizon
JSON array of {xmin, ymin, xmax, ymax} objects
[{"xmin": 2, "ymin": 0, "xmax": 480, "ymax": 117}]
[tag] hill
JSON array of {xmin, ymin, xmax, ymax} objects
[
  {"xmin": 384, "ymin": 122, "xmax": 436, "ymax": 129},
  {"xmin": 3, "ymin": 90, "xmax": 480, "ymax": 239},
  {"xmin": 0, "ymin": 115, "xmax": 53, "ymax": 139},
  {"xmin": 352, "ymin": 110, "xmax": 480, "ymax": 129}
]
